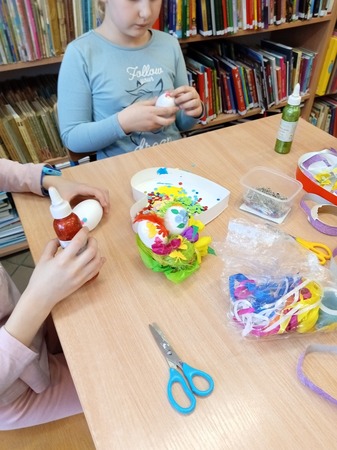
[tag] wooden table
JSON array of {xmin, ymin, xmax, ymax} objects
[{"xmin": 13, "ymin": 115, "xmax": 337, "ymax": 449}]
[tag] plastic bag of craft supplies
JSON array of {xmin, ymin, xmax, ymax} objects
[{"xmin": 216, "ymin": 218, "xmax": 337, "ymax": 339}]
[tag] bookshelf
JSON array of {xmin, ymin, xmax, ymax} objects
[
  {"xmin": 180, "ymin": 14, "xmax": 337, "ymax": 129},
  {"xmin": 0, "ymin": 4, "xmax": 336, "ymax": 119},
  {"xmin": 0, "ymin": 0, "xmax": 337, "ymax": 257},
  {"xmin": 0, "ymin": 2, "xmax": 336, "ymax": 132}
]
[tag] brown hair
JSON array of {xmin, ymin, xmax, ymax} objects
[{"xmin": 96, "ymin": 0, "xmax": 105, "ymax": 23}]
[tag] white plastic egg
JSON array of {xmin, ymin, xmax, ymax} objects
[
  {"xmin": 164, "ymin": 206, "xmax": 189, "ymax": 235},
  {"xmin": 156, "ymin": 92, "xmax": 176, "ymax": 108},
  {"xmin": 137, "ymin": 220, "xmax": 168, "ymax": 249},
  {"xmin": 73, "ymin": 199, "xmax": 103, "ymax": 231}
]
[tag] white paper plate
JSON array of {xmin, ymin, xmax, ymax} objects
[{"xmin": 130, "ymin": 167, "xmax": 230, "ymax": 225}]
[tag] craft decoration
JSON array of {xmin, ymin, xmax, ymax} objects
[
  {"xmin": 296, "ymin": 148, "xmax": 337, "ymax": 205},
  {"xmin": 220, "ymin": 218, "xmax": 337, "ymax": 339},
  {"xmin": 229, "ymin": 274, "xmax": 324, "ymax": 337},
  {"xmin": 130, "ymin": 167, "xmax": 230, "ymax": 225},
  {"xmin": 133, "ymin": 190, "xmax": 214, "ymax": 283}
]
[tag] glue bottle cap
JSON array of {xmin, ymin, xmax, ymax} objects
[
  {"xmin": 288, "ymin": 83, "xmax": 301, "ymax": 106},
  {"xmin": 49, "ymin": 186, "xmax": 72, "ymax": 219}
]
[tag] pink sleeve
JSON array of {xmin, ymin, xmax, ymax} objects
[
  {"xmin": 0, "ymin": 159, "xmax": 45, "ymax": 196},
  {"xmin": 0, "ymin": 327, "xmax": 38, "ymax": 397}
]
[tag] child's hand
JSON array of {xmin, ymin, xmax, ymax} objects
[
  {"xmin": 170, "ymin": 86, "xmax": 203, "ymax": 118},
  {"xmin": 5, "ymin": 228, "xmax": 105, "ymax": 347},
  {"xmin": 118, "ymin": 99, "xmax": 179, "ymax": 134},
  {"xmin": 27, "ymin": 227, "xmax": 104, "ymax": 309},
  {"xmin": 42, "ymin": 177, "xmax": 110, "ymax": 215}
]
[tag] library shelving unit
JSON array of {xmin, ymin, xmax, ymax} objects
[
  {"xmin": 1, "ymin": 5, "xmax": 337, "ymax": 130},
  {"xmin": 0, "ymin": 2, "xmax": 337, "ymax": 257},
  {"xmin": 179, "ymin": 8, "xmax": 337, "ymax": 131}
]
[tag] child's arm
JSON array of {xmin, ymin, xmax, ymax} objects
[{"xmin": 4, "ymin": 228, "xmax": 104, "ymax": 349}]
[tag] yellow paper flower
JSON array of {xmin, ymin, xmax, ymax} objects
[
  {"xmin": 169, "ymin": 250, "xmax": 187, "ymax": 261},
  {"xmin": 194, "ymin": 236, "xmax": 212, "ymax": 263},
  {"xmin": 178, "ymin": 240, "xmax": 187, "ymax": 250},
  {"xmin": 314, "ymin": 172, "xmax": 332, "ymax": 186},
  {"xmin": 146, "ymin": 221, "xmax": 159, "ymax": 238},
  {"xmin": 188, "ymin": 217, "xmax": 205, "ymax": 232}
]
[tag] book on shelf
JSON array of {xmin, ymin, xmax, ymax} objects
[
  {"xmin": 196, "ymin": 0, "xmax": 212, "ymax": 35},
  {"xmin": 81, "ymin": 0, "xmax": 93, "ymax": 33},
  {"xmin": 10, "ymin": 102, "xmax": 41, "ymax": 164},
  {"xmin": 260, "ymin": 50, "xmax": 279, "ymax": 104},
  {"xmin": 20, "ymin": 99, "xmax": 54, "ymax": 161},
  {"xmin": 298, "ymin": 0, "xmax": 311, "ymax": 18},
  {"xmin": 292, "ymin": 48, "xmax": 303, "ymax": 89},
  {"xmin": 40, "ymin": 0, "xmax": 55, "ymax": 57},
  {"xmin": 6, "ymin": 103, "xmax": 41, "ymax": 163},
  {"xmin": 186, "ymin": 65, "xmax": 209, "ymax": 121},
  {"xmin": 311, "ymin": 99, "xmax": 329, "ymax": 129},
  {"xmin": 326, "ymin": 56, "xmax": 337, "ymax": 92},
  {"xmin": 310, "ymin": 96, "xmax": 337, "ymax": 136},
  {"xmin": 31, "ymin": 97, "xmax": 64, "ymax": 159},
  {"xmin": 64, "ymin": 0, "xmax": 76, "ymax": 42},
  {"xmin": 16, "ymin": 0, "xmax": 35, "ymax": 60},
  {"xmin": 185, "ymin": 53, "xmax": 217, "ymax": 122},
  {"xmin": 1, "ymin": 0, "xmax": 20, "ymax": 63},
  {"xmin": 0, "ymin": 0, "xmax": 104, "ymax": 63},
  {"xmin": 47, "ymin": 0, "xmax": 62, "ymax": 55},
  {"xmin": 0, "ymin": 134, "xmax": 10, "ymax": 159},
  {"xmin": 0, "ymin": 73, "xmax": 67, "ymax": 163},
  {"xmin": 56, "ymin": 0, "xmax": 68, "ymax": 52},
  {"xmin": 232, "ymin": 43, "xmax": 268, "ymax": 111},
  {"xmin": 312, "ymin": 0, "xmax": 323, "ymax": 17},
  {"xmin": 218, "ymin": 69, "xmax": 234, "ymax": 113},
  {"xmin": 181, "ymin": 0, "xmax": 190, "ymax": 37},
  {"xmin": 190, "ymin": 0, "xmax": 197, "ymax": 35},
  {"xmin": 187, "ymin": 48, "xmax": 219, "ymax": 117},
  {"xmin": 71, "ymin": 0, "xmax": 83, "ymax": 37},
  {"xmin": 259, "ymin": 48, "xmax": 287, "ymax": 101},
  {"xmin": 24, "ymin": 0, "xmax": 42, "ymax": 60},
  {"xmin": 316, "ymin": 35, "xmax": 337, "ymax": 96},
  {"xmin": 260, "ymin": 40, "xmax": 293, "ymax": 96},
  {"xmin": 0, "ymin": 192, "xmax": 26, "ymax": 250},
  {"xmin": 6, "ymin": 0, "xmax": 27, "ymax": 61},
  {"xmin": 30, "ymin": 0, "xmax": 46, "ymax": 58},
  {"xmin": 324, "ymin": 97, "xmax": 337, "ymax": 135},
  {"xmin": 216, "ymin": 55, "xmax": 248, "ymax": 115},
  {"xmin": 175, "ymin": 0, "xmax": 183, "ymax": 37},
  {"xmin": 0, "ymin": 104, "xmax": 31, "ymax": 163},
  {"xmin": 298, "ymin": 47, "xmax": 317, "ymax": 94}
]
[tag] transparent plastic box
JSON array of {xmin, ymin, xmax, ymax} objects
[{"xmin": 240, "ymin": 166, "xmax": 303, "ymax": 220}]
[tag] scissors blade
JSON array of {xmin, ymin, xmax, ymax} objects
[{"xmin": 149, "ymin": 323, "xmax": 181, "ymax": 368}]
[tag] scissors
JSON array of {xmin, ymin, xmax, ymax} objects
[
  {"xmin": 149, "ymin": 323, "xmax": 214, "ymax": 415},
  {"xmin": 293, "ymin": 236, "xmax": 332, "ymax": 265}
]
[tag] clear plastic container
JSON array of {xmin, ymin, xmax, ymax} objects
[{"xmin": 240, "ymin": 166, "xmax": 303, "ymax": 219}]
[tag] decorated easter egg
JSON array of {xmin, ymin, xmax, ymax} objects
[
  {"xmin": 73, "ymin": 199, "xmax": 103, "ymax": 231},
  {"xmin": 155, "ymin": 92, "xmax": 176, "ymax": 108},
  {"xmin": 137, "ymin": 220, "xmax": 168, "ymax": 249},
  {"xmin": 164, "ymin": 206, "xmax": 189, "ymax": 235}
]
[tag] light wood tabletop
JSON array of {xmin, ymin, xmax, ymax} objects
[{"xmin": 13, "ymin": 115, "xmax": 337, "ymax": 449}]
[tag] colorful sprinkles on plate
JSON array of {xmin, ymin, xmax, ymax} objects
[{"xmin": 140, "ymin": 168, "xmax": 210, "ymax": 216}]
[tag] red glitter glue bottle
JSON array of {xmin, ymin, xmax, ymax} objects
[{"xmin": 49, "ymin": 186, "xmax": 82, "ymax": 248}]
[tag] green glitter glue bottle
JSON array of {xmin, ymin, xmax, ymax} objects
[{"xmin": 274, "ymin": 83, "xmax": 301, "ymax": 154}]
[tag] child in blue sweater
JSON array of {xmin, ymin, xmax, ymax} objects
[{"xmin": 57, "ymin": 0, "xmax": 204, "ymax": 160}]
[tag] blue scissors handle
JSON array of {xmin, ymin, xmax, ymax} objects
[
  {"xmin": 167, "ymin": 363, "xmax": 214, "ymax": 414},
  {"xmin": 167, "ymin": 367, "xmax": 196, "ymax": 414},
  {"xmin": 181, "ymin": 362, "xmax": 214, "ymax": 396}
]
